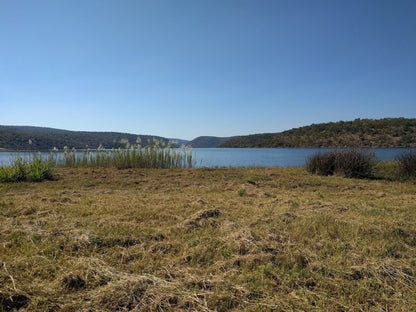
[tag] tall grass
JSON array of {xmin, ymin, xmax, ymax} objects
[
  {"xmin": 58, "ymin": 143, "xmax": 194, "ymax": 169},
  {"xmin": 28, "ymin": 157, "xmax": 55, "ymax": 181},
  {"xmin": 306, "ymin": 151, "xmax": 336, "ymax": 176},
  {"xmin": 306, "ymin": 149, "xmax": 376, "ymax": 179},
  {"xmin": 396, "ymin": 151, "xmax": 416, "ymax": 179},
  {"xmin": 0, "ymin": 142, "xmax": 193, "ymax": 182},
  {"xmin": 307, "ymin": 149, "xmax": 416, "ymax": 181},
  {"xmin": 0, "ymin": 156, "xmax": 54, "ymax": 183}
]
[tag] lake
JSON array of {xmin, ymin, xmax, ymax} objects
[
  {"xmin": 193, "ymin": 148, "xmax": 415, "ymax": 167},
  {"xmin": 1, "ymin": 148, "xmax": 415, "ymax": 168}
]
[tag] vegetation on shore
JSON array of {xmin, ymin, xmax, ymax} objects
[
  {"xmin": 57, "ymin": 144, "xmax": 193, "ymax": 170},
  {"xmin": 0, "ymin": 143, "xmax": 193, "ymax": 182},
  {"xmin": 4, "ymin": 147, "xmax": 415, "ymax": 184},
  {"xmin": 1, "ymin": 167, "xmax": 416, "ymax": 311},
  {"xmin": 219, "ymin": 118, "xmax": 416, "ymax": 148},
  {"xmin": 306, "ymin": 149, "xmax": 376, "ymax": 179}
]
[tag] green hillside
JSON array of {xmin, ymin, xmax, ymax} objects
[
  {"xmin": 0, "ymin": 126, "xmax": 173, "ymax": 150},
  {"xmin": 219, "ymin": 118, "xmax": 416, "ymax": 148}
]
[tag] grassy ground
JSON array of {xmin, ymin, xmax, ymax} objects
[{"xmin": 1, "ymin": 167, "xmax": 416, "ymax": 311}]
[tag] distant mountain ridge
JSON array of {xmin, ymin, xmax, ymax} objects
[
  {"xmin": 168, "ymin": 138, "xmax": 190, "ymax": 146},
  {"xmin": 1, "ymin": 118, "xmax": 415, "ymax": 150},
  {"xmin": 188, "ymin": 136, "xmax": 233, "ymax": 148},
  {"xmin": 0, "ymin": 126, "xmax": 174, "ymax": 150},
  {"xmin": 219, "ymin": 118, "xmax": 416, "ymax": 148}
]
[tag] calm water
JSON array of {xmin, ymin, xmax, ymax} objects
[
  {"xmin": 1, "ymin": 148, "xmax": 415, "ymax": 168},
  {"xmin": 193, "ymin": 148, "xmax": 416, "ymax": 168}
]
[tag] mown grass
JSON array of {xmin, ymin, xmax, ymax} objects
[{"xmin": 1, "ymin": 167, "xmax": 415, "ymax": 311}]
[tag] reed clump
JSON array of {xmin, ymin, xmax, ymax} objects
[
  {"xmin": 59, "ymin": 142, "xmax": 193, "ymax": 169},
  {"xmin": 0, "ymin": 157, "xmax": 54, "ymax": 182},
  {"xmin": 396, "ymin": 150, "xmax": 416, "ymax": 179},
  {"xmin": 0, "ymin": 141, "xmax": 193, "ymax": 183},
  {"xmin": 307, "ymin": 149, "xmax": 416, "ymax": 181},
  {"xmin": 306, "ymin": 149, "xmax": 376, "ymax": 179}
]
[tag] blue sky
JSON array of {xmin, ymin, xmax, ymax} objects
[{"xmin": 1, "ymin": 0, "xmax": 415, "ymax": 140}]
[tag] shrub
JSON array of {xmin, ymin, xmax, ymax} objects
[
  {"xmin": 306, "ymin": 149, "xmax": 376, "ymax": 179},
  {"xmin": 373, "ymin": 161, "xmax": 401, "ymax": 181},
  {"xmin": 306, "ymin": 152, "xmax": 336, "ymax": 176},
  {"xmin": 334, "ymin": 149, "xmax": 375, "ymax": 179},
  {"xmin": 396, "ymin": 151, "xmax": 416, "ymax": 179}
]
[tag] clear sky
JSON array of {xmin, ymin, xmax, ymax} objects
[{"xmin": 1, "ymin": 0, "xmax": 415, "ymax": 140}]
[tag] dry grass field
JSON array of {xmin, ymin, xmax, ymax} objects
[{"xmin": 1, "ymin": 167, "xmax": 416, "ymax": 311}]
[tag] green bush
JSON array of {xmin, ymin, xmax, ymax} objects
[
  {"xmin": 306, "ymin": 149, "xmax": 376, "ymax": 179},
  {"xmin": 373, "ymin": 161, "xmax": 401, "ymax": 181}
]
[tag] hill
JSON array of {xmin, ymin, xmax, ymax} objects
[
  {"xmin": 188, "ymin": 136, "xmax": 233, "ymax": 148},
  {"xmin": 0, "ymin": 126, "xmax": 174, "ymax": 150},
  {"xmin": 219, "ymin": 118, "xmax": 416, "ymax": 148}
]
